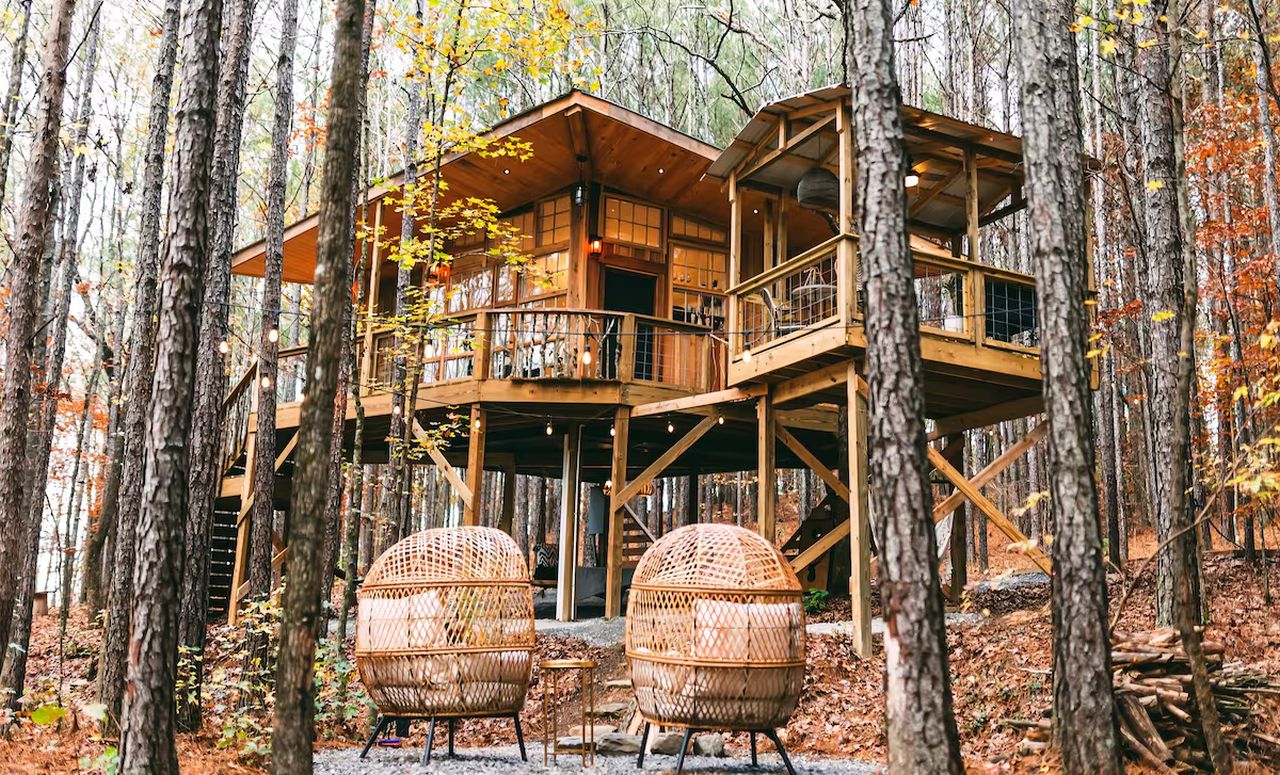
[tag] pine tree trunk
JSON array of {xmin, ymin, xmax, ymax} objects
[
  {"xmin": 0, "ymin": 0, "xmax": 32, "ymax": 205},
  {"xmin": 1012, "ymin": 4, "xmax": 1121, "ymax": 769},
  {"xmin": 847, "ymin": 0, "xmax": 963, "ymax": 769},
  {"xmin": 0, "ymin": 0, "xmax": 76, "ymax": 697},
  {"xmin": 270, "ymin": 0, "xmax": 366, "ymax": 768},
  {"xmin": 176, "ymin": 0, "xmax": 256, "ymax": 733},
  {"xmin": 2, "ymin": 15, "xmax": 99, "ymax": 700},
  {"xmin": 248, "ymin": 0, "xmax": 300, "ymax": 603},
  {"xmin": 118, "ymin": 0, "xmax": 223, "ymax": 769},
  {"xmin": 99, "ymin": 0, "xmax": 181, "ymax": 733}
]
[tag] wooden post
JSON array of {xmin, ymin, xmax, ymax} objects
[
  {"xmin": 227, "ymin": 427, "xmax": 257, "ymax": 626},
  {"xmin": 604, "ymin": 407, "xmax": 631, "ymax": 619},
  {"xmin": 499, "ymin": 455, "xmax": 517, "ymax": 536},
  {"xmin": 847, "ymin": 363, "xmax": 872, "ymax": 656},
  {"xmin": 947, "ymin": 432, "xmax": 967, "ymax": 604},
  {"xmin": 556, "ymin": 425, "xmax": 583, "ymax": 622},
  {"xmin": 727, "ymin": 173, "xmax": 742, "ymax": 357},
  {"xmin": 965, "ymin": 146, "xmax": 980, "ymax": 261},
  {"xmin": 685, "ymin": 472, "xmax": 699, "ymax": 527},
  {"xmin": 359, "ymin": 198, "xmax": 384, "ymax": 392},
  {"xmin": 757, "ymin": 394, "xmax": 776, "ymax": 544},
  {"xmin": 837, "ymin": 102, "xmax": 858, "ymax": 327},
  {"xmin": 463, "ymin": 405, "xmax": 486, "ymax": 526}
]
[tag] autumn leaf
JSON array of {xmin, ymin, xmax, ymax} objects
[
  {"xmin": 1151, "ymin": 309, "xmax": 1175, "ymax": 322},
  {"xmin": 1101, "ymin": 37, "xmax": 1118, "ymax": 55},
  {"xmin": 1146, "ymin": 179, "xmax": 1165, "ymax": 190}
]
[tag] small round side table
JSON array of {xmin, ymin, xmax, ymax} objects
[{"xmin": 539, "ymin": 657, "xmax": 598, "ymax": 767}]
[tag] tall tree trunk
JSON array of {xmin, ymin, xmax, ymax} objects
[
  {"xmin": 0, "ymin": 0, "xmax": 32, "ymax": 207},
  {"xmin": 270, "ymin": 0, "xmax": 366, "ymax": 767},
  {"xmin": 1137, "ymin": 1, "xmax": 1234, "ymax": 769},
  {"xmin": 1012, "ymin": 3, "xmax": 1120, "ymax": 770},
  {"xmin": 2, "ymin": 13, "xmax": 99, "ymax": 700},
  {"xmin": 249, "ymin": 0, "xmax": 301, "ymax": 602},
  {"xmin": 0, "ymin": 0, "xmax": 76, "ymax": 693},
  {"xmin": 176, "ymin": 0, "xmax": 256, "ymax": 733},
  {"xmin": 99, "ymin": 0, "xmax": 181, "ymax": 733},
  {"xmin": 118, "ymin": 0, "xmax": 223, "ymax": 768},
  {"xmin": 847, "ymin": 0, "xmax": 963, "ymax": 770}
]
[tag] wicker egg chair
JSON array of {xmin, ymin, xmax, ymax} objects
[
  {"xmin": 355, "ymin": 526, "xmax": 534, "ymax": 765},
  {"xmin": 626, "ymin": 523, "xmax": 805, "ymax": 775}
]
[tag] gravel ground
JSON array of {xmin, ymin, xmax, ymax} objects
[
  {"xmin": 534, "ymin": 615, "xmax": 627, "ymax": 646},
  {"xmin": 315, "ymin": 744, "xmax": 881, "ymax": 774}
]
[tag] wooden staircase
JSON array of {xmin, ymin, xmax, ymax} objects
[{"xmin": 621, "ymin": 504, "xmax": 658, "ymax": 568}]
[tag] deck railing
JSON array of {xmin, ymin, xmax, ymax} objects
[
  {"xmin": 218, "ymin": 309, "xmax": 721, "ymax": 469},
  {"xmin": 727, "ymin": 233, "xmax": 1041, "ymax": 361}
]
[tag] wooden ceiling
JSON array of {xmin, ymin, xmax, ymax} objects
[{"xmin": 232, "ymin": 91, "xmax": 726, "ymax": 284}]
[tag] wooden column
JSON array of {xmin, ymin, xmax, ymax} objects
[
  {"xmin": 947, "ymin": 432, "xmax": 968, "ymax": 604},
  {"xmin": 463, "ymin": 405, "xmax": 486, "ymax": 526},
  {"xmin": 604, "ymin": 407, "xmax": 631, "ymax": 619},
  {"xmin": 685, "ymin": 472, "xmax": 699, "ymax": 527},
  {"xmin": 556, "ymin": 425, "xmax": 583, "ymax": 622},
  {"xmin": 757, "ymin": 394, "xmax": 776, "ymax": 544},
  {"xmin": 847, "ymin": 364, "xmax": 872, "ymax": 656},
  {"xmin": 358, "ymin": 199, "xmax": 384, "ymax": 390},
  {"xmin": 499, "ymin": 455, "xmax": 517, "ymax": 537},
  {"xmin": 965, "ymin": 146, "xmax": 980, "ymax": 260},
  {"xmin": 837, "ymin": 102, "xmax": 858, "ymax": 327},
  {"xmin": 727, "ymin": 174, "xmax": 742, "ymax": 356}
]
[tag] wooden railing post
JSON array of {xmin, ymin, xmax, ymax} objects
[
  {"xmin": 970, "ymin": 268, "xmax": 986, "ymax": 349},
  {"xmin": 473, "ymin": 311, "xmax": 491, "ymax": 381},
  {"xmin": 618, "ymin": 314, "xmax": 636, "ymax": 382}
]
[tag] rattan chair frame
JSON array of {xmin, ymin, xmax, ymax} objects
[
  {"xmin": 625, "ymin": 523, "xmax": 806, "ymax": 773},
  {"xmin": 355, "ymin": 526, "xmax": 535, "ymax": 764}
]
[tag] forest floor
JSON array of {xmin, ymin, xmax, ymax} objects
[{"xmin": 1, "ymin": 529, "xmax": 1277, "ymax": 774}]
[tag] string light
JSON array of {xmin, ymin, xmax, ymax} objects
[
  {"xmin": 473, "ymin": 417, "xmax": 482, "ymax": 430},
  {"xmin": 260, "ymin": 375, "xmax": 272, "ymax": 388},
  {"xmin": 667, "ymin": 421, "xmax": 675, "ymax": 433},
  {"xmin": 267, "ymin": 328, "xmax": 279, "ymax": 343},
  {"xmin": 545, "ymin": 419, "xmax": 553, "ymax": 436},
  {"xmin": 581, "ymin": 346, "xmax": 593, "ymax": 365},
  {"xmin": 717, "ymin": 415, "xmax": 725, "ymax": 425},
  {"xmin": 742, "ymin": 349, "xmax": 753, "ymax": 363},
  {"xmin": 218, "ymin": 341, "xmax": 230, "ymax": 354},
  {"xmin": 609, "ymin": 425, "xmax": 615, "ymax": 437}
]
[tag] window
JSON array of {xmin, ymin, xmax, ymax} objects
[
  {"xmin": 519, "ymin": 250, "xmax": 569, "ymax": 299},
  {"xmin": 502, "ymin": 210, "xmax": 536, "ymax": 253},
  {"xmin": 538, "ymin": 196, "xmax": 570, "ymax": 247},
  {"xmin": 604, "ymin": 196, "xmax": 662, "ymax": 248},
  {"xmin": 670, "ymin": 215, "xmax": 726, "ymax": 244},
  {"xmin": 446, "ymin": 261, "xmax": 493, "ymax": 313},
  {"xmin": 671, "ymin": 245, "xmax": 727, "ymax": 292}
]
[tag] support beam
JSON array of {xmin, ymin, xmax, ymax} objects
[
  {"xmin": 629, "ymin": 385, "xmax": 764, "ymax": 418},
  {"xmin": 932, "ymin": 421, "xmax": 1046, "ymax": 522},
  {"xmin": 422, "ymin": 445, "xmax": 473, "ymax": 509},
  {"xmin": 926, "ymin": 446, "xmax": 1051, "ymax": 574},
  {"xmin": 499, "ymin": 456, "xmax": 517, "ymax": 536},
  {"xmin": 756, "ymin": 395, "xmax": 777, "ymax": 543},
  {"xmin": 463, "ymin": 405, "xmax": 486, "ymax": 526},
  {"xmin": 929, "ymin": 396, "xmax": 1044, "ymax": 438},
  {"xmin": 946, "ymin": 433, "xmax": 967, "ymax": 604},
  {"xmin": 616, "ymin": 415, "xmax": 718, "ymax": 504},
  {"xmin": 776, "ymin": 425, "xmax": 850, "ymax": 503},
  {"xmin": 847, "ymin": 364, "xmax": 872, "ymax": 657},
  {"xmin": 604, "ymin": 407, "xmax": 631, "ymax": 619},
  {"xmin": 556, "ymin": 425, "xmax": 583, "ymax": 622}
]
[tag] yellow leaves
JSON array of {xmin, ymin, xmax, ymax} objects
[
  {"xmin": 1239, "ymin": 29, "xmax": 1251, "ymax": 40},
  {"xmin": 1151, "ymin": 309, "xmax": 1175, "ymax": 322},
  {"xmin": 1078, "ymin": 14, "xmax": 1095, "ymax": 26},
  {"xmin": 1138, "ymin": 38, "xmax": 1159, "ymax": 48},
  {"xmin": 1195, "ymin": 29, "xmax": 1210, "ymax": 40},
  {"xmin": 1131, "ymin": 10, "xmax": 1145, "ymax": 23},
  {"xmin": 1146, "ymin": 179, "xmax": 1166, "ymax": 190},
  {"xmin": 1101, "ymin": 37, "xmax": 1118, "ymax": 56},
  {"xmin": 1233, "ymin": 385, "xmax": 1250, "ymax": 402}
]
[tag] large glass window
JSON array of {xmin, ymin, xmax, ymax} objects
[
  {"xmin": 519, "ymin": 249, "xmax": 569, "ymax": 300},
  {"xmin": 604, "ymin": 196, "xmax": 662, "ymax": 248},
  {"xmin": 538, "ymin": 196, "xmax": 571, "ymax": 246}
]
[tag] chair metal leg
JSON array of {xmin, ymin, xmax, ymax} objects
[
  {"xmin": 763, "ymin": 729, "xmax": 796, "ymax": 775},
  {"xmin": 751, "ymin": 732, "xmax": 758, "ymax": 767},
  {"xmin": 637, "ymin": 722, "xmax": 651, "ymax": 769},
  {"xmin": 360, "ymin": 716, "xmax": 386, "ymax": 759},
  {"xmin": 513, "ymin": 715, "xmax": 527, "ymax": 762},
  {"xmin": 423, "ymin": 718, "xmax": 437, "ymax": 766},
  {"xmin": 674, "ymin": 728, "xmax": 694, "ymax": 775},
  {"xmin": 448, "ymin": 718, "xmax": 456, "ymax": 757}
]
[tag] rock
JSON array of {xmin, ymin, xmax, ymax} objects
[
  {"xmin": 649, "ymin": 732, "xmax": 688, "ymax": 755},
  {"xmin": 555, "ymin": 736, "xmax": 591, "ymax": 753},
  {"xmin": 567, "ymin": 723, "xmax": 616, "ymax": 737},
  {"xmin": 589, "ymin": 701, "xmax": 631, "ymax": 717},
  {"xmin": 596, "ymin": 732, "xmax": 644, "ymax": 755},
  {"xmin": 693, "ymin": 733, "xmax": 725, "ymax": 757}
]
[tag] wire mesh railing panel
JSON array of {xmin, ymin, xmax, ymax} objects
[
  {"xmin": 913, "ymin": 261, "xmax": 967, "ymax": 334},
  {"xmin": 737, "ymin": 244, "xmax": 840, "ymax": 352},
  {"xmin": 984, "ymin": 276, "xmax": 1039, "ymax": 348}
]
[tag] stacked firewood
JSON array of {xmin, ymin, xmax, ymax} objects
[{"xmin": 1011, "ymin": 629, "xmax": 1280, "ymax": 772}]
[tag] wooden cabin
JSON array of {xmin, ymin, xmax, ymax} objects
[{"xmin": 216, "ymin": 89, "xmax": 1083, "ymax": 654}]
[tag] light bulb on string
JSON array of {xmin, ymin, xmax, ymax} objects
[
  {"xmin": 218, "ymin": 341, "xmax": 230, "ymax": 355},
  {"xmin": 717, "ymin": 415, "xmax": 725, "ymax": 425},
  {"xmin": 473, "ymin": 417, "xmax": 482, "ymax": 431},
  {"xmin": 667, "ymin": 421, "xmax": 675, "ymax": 433},
  {"xmin": 267, "ymin": 328, "xmax": 279, "ymax": 343},
  {"xmin": 742, "ymin": 349, "xmax": 753, "ymax": 363},
  {"xmin": 545, "ymin": 420, "xmax": 554, "ymax": 436},
  {"xmin": 260, "ymin": 376, "xmax": 272, "ymax": 389},
  {"xmin": 581, "ymin": 346, "xmax": 593, "ymax": 366}
]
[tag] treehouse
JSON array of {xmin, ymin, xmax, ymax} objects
[{"xmin": 214, "ymin": 88, "xmax": 1087, "ymax": 655}]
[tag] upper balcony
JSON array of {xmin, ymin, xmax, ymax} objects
[{"xmin": 706, "ymin": 86, "xmax": 1086, "ymax": 421}]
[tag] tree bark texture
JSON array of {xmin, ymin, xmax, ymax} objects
[
  {"xmin": 0, "ymin": 0, "xmax": 32, "ymax": 206},
  {"xmin": 98, "ymin": 0, "xmax": 181, "ymax": 732},
  {"xmin": 270, "ymin": 0, "xmax": 366, "ymax": 769},
  {"xmin": 177, "ymin": 0, "xmax": 256, "ymax": 733},
  {"xmin": 0, "ymin": 0, "xmax": 76, "ymax": 690},
  {"xmin": 118, "ymin": 0, "xmax": 222, "ymax": 769},
  {"xmin": 1012, "ymin": 2, "xmax": 1121, "ymax": 771},
  {"xmin": 846, "ymin": 0, "xmax": 964, "ymax": 771}
]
